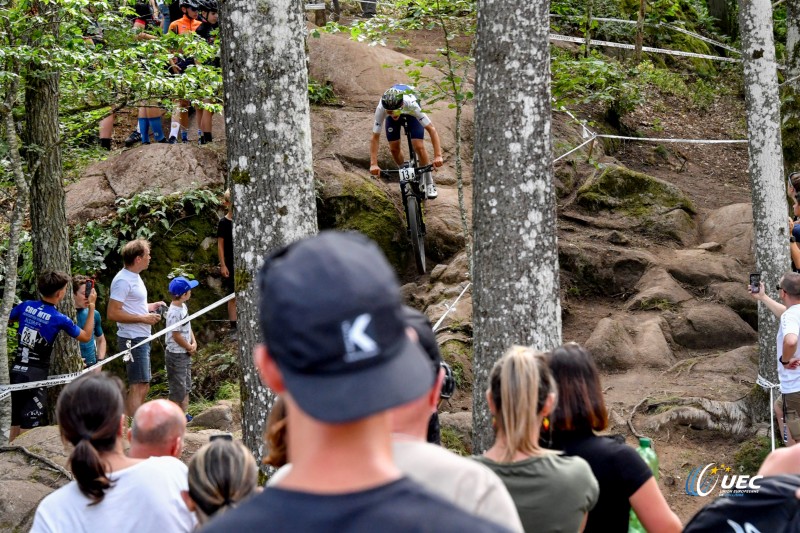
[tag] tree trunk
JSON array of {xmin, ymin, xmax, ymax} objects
[
  {"xmin": 219, "ymin": 0, "xmax": 318, "ymax": 470},
  {"xmin": 634, "ymin": 0, "xmax": 644, "ymax": 63},
  {"xmin": 782, "ymin": 0, "xmax": 800, "ymax": 171},
  {"xmin": 708, "ymin": 0, "xmax": 736, "ymax": 36},
  {"xmin": 739, "ymin": 0, "xmax": 788, "ymax": 386},
  {"xmin": 471, "ymin": 0, "xmax": 562, "ymax": 452},
  {"xmin": 584, "ymin": 0, "xmax": 593, "ymax": 58},
  {"xmin": 0, "ymin": 81, "xmax": 30, "ymax": 445},
  {"xmin": 24, "ymin": 3, "xmax": 82, "ymax": 391}
]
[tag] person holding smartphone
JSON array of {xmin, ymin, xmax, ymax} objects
[{"xmin": 72, "ymin": 275, "xmax": 106, "ymax": 371}]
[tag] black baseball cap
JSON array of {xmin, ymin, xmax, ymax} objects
[
  {"xmin": 258, "ymin": 231, "xmax": 434, "ymax": 424},
  {"xmin": 402, "ymin": 306, "xmax": 441, "ymax": 369}
]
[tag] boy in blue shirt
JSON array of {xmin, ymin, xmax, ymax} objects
[
  {"xmin": 9, "ymin": 271, "xmax": 97, "ymax": 441},
  {"xmin": 72, "ymin": 275, "xmax": 106, "ymax": 370}
]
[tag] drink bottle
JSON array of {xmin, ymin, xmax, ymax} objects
[{"xmin": 628, "ymin": 437, "xmax": 658, "ymax": 533}]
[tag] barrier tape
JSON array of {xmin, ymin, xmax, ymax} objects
[
  {"xmin": 432, "ymin": 282, "xmax": 471, "ymax": 332},
  {"xmin": 549, "ymin": 33, "xmax": 742, "ymax": 63},
  {"xmin": 554, "ymin": 135, "xmax": 598, "ymax": 162},
  {"xmin": 757, "ymin": 374, "xmax": 780, "ymax": 452},
  {"xmin": 0, "ymin": 293, "xmax": 235, "ymax": 402},
  {"xmin": 555, "ymin": 106, "xmax": 593, "ymax": 139},
  {"xmin": 596, "ymin": 134, "xmax": 748, "ymax": 144}
]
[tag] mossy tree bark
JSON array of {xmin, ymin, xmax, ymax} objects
[
  {"xmin": 24, "ymin": 1, "xmax": 82, "ymax": 394},
  {"xmin": 739, "ymin": 0, "xmax": 789, "ymax": 386},
  {"xmin": 219, "ymin": 0, "xmax": 318, "ymax": 469},
  {"xmin": 471, "ymin": 0, "xmax": 562, "ymax": 452},
  {"xmin": 782, "ymin": 0, "xmax": 800, "ymax": 171}
]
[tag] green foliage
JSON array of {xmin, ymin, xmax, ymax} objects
[
  {"xmin": 733, "ymin": 436, "xmax": 774, "ymax": 475},
  {"xmin": 215, "ymin": 381, "xmax": 240, "ymax": 401},
  {"xmin": 308, "ymin": 77, "xmax": 337, "ymax": 106},
  {"xmin": 440, "ymin": 426, "xmax": 469, "ymax": 456}
]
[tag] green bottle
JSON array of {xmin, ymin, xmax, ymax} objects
[{"xmin": 628, "ymin": 437, "xmax": 658, "ymax": 533}]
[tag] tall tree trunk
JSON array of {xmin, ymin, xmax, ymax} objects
[
  {"xmin": 24, "ymin": 2, "xmax": 82, "ymax": 388},
  {"xmin": 471, "ymin": 0, "xmax": 562, "ymax": 452},
  {"xmin": 708, "ymin": 0, "xmax": 736, "ymax": 36},
  {"xmin": 219, "ymin": 0, "xmax": 318, "ymax": 470},
  {"xmin": 739, "ymin": 0, "xmax": 788, "ymax": 386},
  {"xmin": 635, "ymin": 0, "xmax": 644, "ymax": 63},
  {"xmin": 0, "ymin": 78, "xmax": 30, "ymax": 444},
  {"xmin": 782, "ymin": 0, "xmax": 800, "ymax": 171}
]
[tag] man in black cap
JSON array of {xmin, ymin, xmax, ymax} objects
[{"xmin": 202, "ymin": 231, "xmax": 508, "ymax": 532}]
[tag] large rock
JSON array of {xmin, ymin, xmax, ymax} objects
[
  {"xmin": 693, "ymin": 345, "xmax": 758, "ymax": 375},
  {"xmin": 188, "ymin": 401, "xmax": 235, "ymax": 432},
  {"xmin": 66, "ymin": 144, "xmax": 225, "ymax": 224},
  {"xmin": 709, "ymin": 282, "xmax": 758, "ymax": 330},
  {"xmin": 626, "ymin": 268, "xmax": 693, "ymax": 310},
  {"xmin": 665, "ymin": 249, "xmax": 744, "ymax": 287},
  {"xmin": 560, "ymin": 242, "xmax": 656, "ymax": 296},
  {"xmin": 631, "ymin": 317, "xmax": 675, "ymax": 368},
  {"xmin": 664, "ymin": 303, "xmax": 757, "ymax": 350},
  {"xmin": 584, "ymin": 317, "xmax": 637, "ymax": 370},
  {"xmin": 700, "ymin": 203, "xmax": 754, "ymax": 264}
]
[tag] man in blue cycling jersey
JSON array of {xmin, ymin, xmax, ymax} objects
[{"xmin": 369, "ymin": 85, "xmax": 444, "ymax": 199}]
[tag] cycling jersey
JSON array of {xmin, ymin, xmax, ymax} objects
[
  {"xmin": 10, "ymin": 301, "xmax": 81, "ymax": 372},
  {"xmin": 373, "ymin": 85, "xmax": 432, "ymax": 134},
  {"xmin": 168, "ymin": 15, "xmax": 201, "ymax": 35}
]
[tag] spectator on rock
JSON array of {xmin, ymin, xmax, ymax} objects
[
  {"xmin": 217, "ymin": 189, "xmax": 236, "ymax": 333},
  {"xmin": 182, "ymin": 437, "xmax": 259, "ymax": 525},
  {"xmin": 474, "ymin": 345, "xmax": 599, "ymax": 533},
  {"xmin": 72, "ymin": 275, "xmax": 107, "ymax": 371},
  {"xmin": 202, "ymin": 231, "xmax": 508, "ymax": 533},
  {"xmin": 544, "ymin": 343, "xmax": 682, "ymax": 533},
  {"xmin": 128, "ymin": 399, "xmax": 187, "ymax": 459},
  {"xmin": 8, "ymin": 271, "xmax": 97, "ymax": 442},
  {"xmin": 30, "ymin": 374, "xmax": 195, "ymax": 533},
  {"xmin": 107, "ymin": 239, "xmax": 166, "ymax": 416},
  {"xmin": 165, "ymin": 276, "xmax": 199, "ymax": 419},
  {"xmin": 750, "ymin": 273, "xmax": 800, "ymax": 446}
]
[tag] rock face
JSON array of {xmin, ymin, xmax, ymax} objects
[
  {"xmin": 664, "ymin": 303, "xmax": 757, "ymax": 350},
  {"xmin": 188, "ymin": 401, "xmax": 236, "ymax": 432},
  {"xmin": 700, "ymin": 203, "xmax": 754, "ymax": 264},
  {"xmin": 665, "ymin": 249, "xmax": 743, "ymax": 287},
  {"xmin": 584, "ymin": 317, "xmax": 637, "ymax": 369},
  {"xmin": 560, "ymin": 243, "xmax": 656, "ymax": 296},
  {"xmin": 626, "ymin": 268, "xmax": 693, "ymax": 310}
]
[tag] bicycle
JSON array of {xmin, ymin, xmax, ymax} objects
[{"xmin": 379, "ymin": 116, "xmax": 432, "ymax": 275}]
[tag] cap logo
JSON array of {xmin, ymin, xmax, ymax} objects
[{"xmin": 342, "ymin": 314, "xmax": 378, "ymax": 362}]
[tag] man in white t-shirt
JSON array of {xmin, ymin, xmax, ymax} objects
[
  {"xmin": 107, "ymin": 239, "xmax": 166, "ymax": 416},
  {"xmin": 129, "ymin": 399, "xmax": 187, "ymax": 459},
  {"xmin": 751, "ymin": 272, "xmax": 800, "ymax": 445}
]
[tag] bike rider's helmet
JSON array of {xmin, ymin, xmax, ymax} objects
[
  {"xmin": 198, "ymin": 0, "xmax": 218, "ymax": 12},
  {"xmin": 180, "ymin": 0, "xmax": 201, "ymax": 9},
  {"xmin": 381, "ymin": 87, "xmax": 405, "ymax": 111}
]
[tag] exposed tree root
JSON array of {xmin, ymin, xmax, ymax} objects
[{"xmin": 0, "ymin": 445, "xmax": 72, "ymax": 480}]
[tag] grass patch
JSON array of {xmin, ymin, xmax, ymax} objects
[
  {"xmin": 734, "ymin": 436, "xmax": 775, "ymax": 475},
  {"xmin": 441, "ymin": 427, "xmax": 469, "ymax": 457},
  {"xmin": 637, "ymin": 298, "xmax": 677, "ymax": 312},
  {"xmin": 215, "ymin": 381, "xmax": 240, "ymax": 401}
]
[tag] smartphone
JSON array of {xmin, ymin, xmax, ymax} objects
[
  {"xmin": 750, "ymin": 273, "xmax": 761, "ymax": 293},
  {"xmin": 85, "ymin": 279, "xmax": 94, "ymax": 298}
]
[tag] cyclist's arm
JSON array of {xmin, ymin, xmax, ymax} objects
[
  {"xmin": 424, "ymin": 123, "xmax": 443, "ymax": 165},
  {"xmin": 370, "ymin": 132, "xmax": 381, "ymax": 168}
]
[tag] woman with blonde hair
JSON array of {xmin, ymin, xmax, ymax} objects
[
  {"xmin": 473, "ymin": 346, "xmax": 599, "ymax": 533},
  {"xmin": 182, "ymin": 437, "xmax": 259, "ymax": 525}
]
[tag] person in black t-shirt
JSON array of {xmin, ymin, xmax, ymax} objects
[
  {"xmin": 216, "ymin": 189, "xmax": 236, "ymax": 331},
  {"xmin": 544, "ymin": 343, "xmax": 682, "ymax": 533},
  {"xmin": 202, "ymin": 232, "xmax": 508, "ymax": 533}
]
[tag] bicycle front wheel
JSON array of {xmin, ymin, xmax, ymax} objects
[{"xmin": 406, "ymin": 195, "xmax": 426, "ymax": 275}]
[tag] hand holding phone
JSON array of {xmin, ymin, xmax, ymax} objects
[
  {"xmin": 750, "ymin": 273, "xmax": 761, "ymax": 294},
  {"xmin": 85, "ymin": 279, "xmax": 94, "ymax": 299}
]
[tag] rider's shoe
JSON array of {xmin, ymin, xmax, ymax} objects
[
  {"xmin": 124, "ymin": 131, "xmax": 141, "ymax": 148},
  {"xmin": 425, "ymin": 178, "xmax": 438, "ymax": 199}
]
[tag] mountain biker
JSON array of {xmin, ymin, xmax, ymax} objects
[{"xmin": 370, "ymin": 85, "xmax": 443, "ymax": 200}]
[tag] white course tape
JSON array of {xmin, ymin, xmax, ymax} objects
[
  {"xmin": 757, "ymin": 374, "xmax": 780, "ymax": 390},
  {"xmin": 0, "ymin": 293, "xmax": 235, "ymax": 402},
  {"xmin": 433, "ymin": 282, "xmax": 471, "ymax": 332},
  {"xmin": 757, "ymin": 374, "xmax": 780, "ymax": 452},
  {"xmin": 554, "ymin": 135, "xmax": 598, "ymax": 162},
  {"xmin": 555, "ymin": 106, "xmax": 594, "ymax": 139},
  {"xmin": 549, "ymin": 33, "xmax": 742, "ymax": 63},
  {"xmin": 596, "ymin": 134, "xmax": 748, "ymax": 144}
]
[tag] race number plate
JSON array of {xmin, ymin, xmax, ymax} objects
[{"xmin": 399, "ymin": 167, "xmax": 416, "ymax": 182}]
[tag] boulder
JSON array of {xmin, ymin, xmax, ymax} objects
[
  {"xmin": 439, "ymin": 411, "xmax": 473, "ymax": 453},
  {"xmin": 560, "ymin": 242, "xmax": 656, "ymax": 296},
  {"xmin": 188, "ymin": 401, "xmax": 235, "ymax": 432},
  {"xmin": 692, "ymin": 345, "xmax": 758, "ymax": 375},
  {"xmin": 626, "ymin": 268, "xmax": 693, "ymax": 310},
  {"xmin": 432, "ymin": 251, "xmax": 470, "ymax": 285},
  {"xmin": 584, "ymin": 317, "xmax": 637, "ymax": 370},
  {"xmin": 631, "ymin": 317, "xmax": 675, "ymax": 368},
  {"xmin": 665, "ymin": 249, "xmax": 744, "ymax": 287},
  {"xmin": 709, "ymin": 282, "xmax": 758, "ymax": 330},
  {"xmin": 66, "ymin": 144, "xmax": 225, "ymax": 223},
  {"xmin": 664, "ymin": 303, "xmax": 757, "ymax": 350},
  {"xmin": 700, "ymin": 203, "xmax": 754, "ymax": 264},
  {"xmin": 647, "ymin": 208, "xmax": 697, "ymax": 246}
]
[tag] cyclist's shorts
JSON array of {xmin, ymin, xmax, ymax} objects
[{"xmin": 385, "ymin": 115, "xmax": 424, "ymax": 142}]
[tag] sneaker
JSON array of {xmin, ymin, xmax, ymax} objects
[
  {"xmin": 168, "ymin": 135, "xmax": 177, "ymax": 144},
  {"xmin": 157, "ymin": 138, "xmax": 168, "ymax": 144},
  {"xmin": 124, "ymin": 131, "xmax": 141, "ymax": 148},
  {"xmin": 425, "ymin": 180, "xmax": 438, "ymax": 199},
  {"xmin": 185, "ymin": 413, "xmax": 193, "ymax": 422}
]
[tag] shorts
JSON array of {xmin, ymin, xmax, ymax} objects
[
  {"xmin": 385, "ymin": 115, "xmax": 424, "ymax": 142},
  {"xmin": 10, "ymin": 369, "xmax": 48, "ymax": 429},
  {"xmin": 222, "ymin": 271, "xmax": 235, "ymax": 294},
  {"xmin": 120, "ymin": 336, "xmax": 151, "ymax": 383},
  {"xmin": 166, "ymin": 350, "xmax": 192, "ymax": 402},
  {"xmin": 778, "ymin": 392, "xmax": 800, "ymax": 440}
]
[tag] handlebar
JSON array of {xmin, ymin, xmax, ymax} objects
[{"xmin": 379, "ymin": 164, "xmax": 434, "ymax": 179}]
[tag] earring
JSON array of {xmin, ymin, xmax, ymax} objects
[
  {"xmin": 542, "ymin": 416, "xmax": 550, "ymax": 431},
  {"xmin": 491, "ymin": 415, "xmax": 497, "ymax": 431}
]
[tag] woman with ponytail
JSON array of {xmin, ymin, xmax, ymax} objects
[
  {"xmin": 31, "ymin": 373, "xmax": 195, "ymax": 532},
  {"xmin": 181, "ymin": 437, "xmax": 258, "ymax": 525},
  {"xmin": 473, "ymin": 346, "xmax": 599, "ymax": 533}
]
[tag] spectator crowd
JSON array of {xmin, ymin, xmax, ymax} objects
[{"xmin": 14, "ymin": 228, "xmax": 800, "ymax": 532}]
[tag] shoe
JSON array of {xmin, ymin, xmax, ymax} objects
[
  {"xmin": 185, "ymin": 413, "xmax": 193, "ymax": 422},
  {"xmin": 142, "ymin": 141, "xmax": 151, "ymax": 145},
  {"xmin": 157, "ymin": 138, "xmax": 168, "ymax": 144},
  {"xmin": 168, "ymin": 135, "xmax": 177, "ymax": 144},
  {"xmin": 124, "ymin": 131, "xmax": 141, "ymax": 148},
  {"xmin": 425, "ymin": 180, "xmax": 438, "ymax": 199}
]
